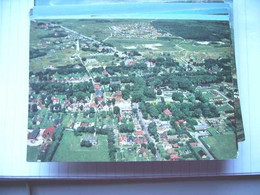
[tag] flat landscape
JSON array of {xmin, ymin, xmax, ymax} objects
[{"xmin": 27, "ymin": 19, "xmax": 238, "ymax": 162}]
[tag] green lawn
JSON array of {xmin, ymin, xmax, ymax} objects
[
  {"xmin": 207, "ymin": 127, "xmax": 219, "ymax": 136},
  {"xmin": 52, "ymin": 131, "xmax": 110, "ymax": 162},
  {"xmin": 40, "ymin": 111, "xmax": 53, "ymax": 129},
  {"xmin": 61, "ymin": 113, "xmax": 73, "ymax": 127},
  {"xmin": 27, "ymin": 146, "xmax": 41, "ymax": 162},
  {"xmin": 203, "ymin": 92, "xmax": 216, "ymax": 99},
  {"xmin": 200, "ymin": 132, "xmax": 237, "ymax": 160},
  {"xmin": 217, "ymin": 104, "xmax": 233, "ymax": 112}
]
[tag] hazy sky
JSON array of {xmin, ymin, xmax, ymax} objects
[{"xmin": 36, "ymin": 0, "xmax": 228, "ymax": 6}]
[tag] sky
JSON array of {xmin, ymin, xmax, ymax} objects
[{"xmin": 36, "ymin": 0, "xmax": 229, "ymax": 6}]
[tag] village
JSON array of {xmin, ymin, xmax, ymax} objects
[{"xmin": 27, "ymin": 19, "xmax": 238, "ymax": 162}]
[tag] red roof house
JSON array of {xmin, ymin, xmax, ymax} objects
[
  {"xmin": 43, "ymin": 126, "xmax": 56, "ymax": 139},
  {"xmin": 97, "ymin": 96, "xmax": 103, "ymax": 102},
  {"xmin": 135, "ymin": 137, "xmax": 148, "ymax": 144},
  {"xmin": 173, "ymin": 144, "xmax": 179, "ymax": 148},
  {"xmin": 170, "ymin": 154, "xmax": 180, "ymax": 161},
  {"xmin": 135, "ymin": 130, "xmax": 144, "ymax": 136},
  {"xmin": 94, "ymin": 84, "xmax": 100, "ymax": 90},
  {"xmin": 189, "ymin": 142, "xmax": 198, "ymax": 147},
  {"xmin": 164, "ymin": 109, "xmax": 172, "ymax": 116},
  {"xmin": 118, "ymin": 136, "xmax": 127, "ymax": 145},
  {"xmin": 81, "ymin": 122, "xmax": 89, "ymax": 127}
]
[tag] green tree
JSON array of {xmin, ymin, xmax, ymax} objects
[
  {"xmin": 113, "ymin": 106, "xmax": 120, "ymax": 115},
  {"xmin": 157, "ymin": 88, "xmax": 162, "ymax": 95},
  {"xmin": 172, "ymin": 92, "xmax": 184, "ymax": 102}
]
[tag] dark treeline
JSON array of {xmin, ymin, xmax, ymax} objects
[
  {"xmin": 31, "ymin": 65, "xmax": 86, "ymax": 76},
  {"xmin": 30, "ymin": 81, "xmax": 94, "ymax": 95},
  {"xmin": 152, "ymin": 20, "xmax": 231, "ymax": 41},
  {"xmin": 40, "ymin": 32, "xmax": 68, "ymax": 39},
  {"xmin": 30, "ymin": 49, "xmax": 47, "ymax": 59}
]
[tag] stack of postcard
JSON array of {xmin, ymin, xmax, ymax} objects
[{"xmin": 27, "ymin": 0, "xmax": 244, "ymax": 162}]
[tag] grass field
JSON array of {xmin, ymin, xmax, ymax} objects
[
  {"xmin": 27, "ymin": 146, "xmax": 40, "ymax": 162},
  {"xmin": 201, "ymin": 132, "xmax": 237, "ymax": 160},
  {"xmin": 217, "ymin": 104, "xmax": 233, "ymax": 112},
  {"xmin": 52, "ymin": 131, "xmax": 110, "ymax": 162},
  {"xmin": 202, "ymin": 92, "xmax": 216, "ymax": 99},
  {"xmin": 207, "ymin": 127, "xmax": 219, "ymax": 136},
  {"xmin": 61, "ymin": 113, "xmax": 74, "ymax": 127}
]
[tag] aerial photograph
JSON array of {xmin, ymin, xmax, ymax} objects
[{"xmin": 27, "ymin": 19, "xmax": 238, "ymax": 162}]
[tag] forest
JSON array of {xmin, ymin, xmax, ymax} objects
[{"xmin": 152, "ymin": 20, "xmax": 231, "ymax": 41}]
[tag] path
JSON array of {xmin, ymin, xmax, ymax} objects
[{"xmin": 133, "ymin": 103, "xmax": 162, "ymax": 161}]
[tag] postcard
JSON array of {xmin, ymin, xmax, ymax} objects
[{"xmin": 26, "ymin": 16, "xmax": 242, "ymax": 162}]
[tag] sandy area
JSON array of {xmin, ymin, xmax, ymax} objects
[
  {"xmin": 142, "ymin": 43, "xmax": 162, "ymax": 50},
  {"xmin": 124, "ymin": 46, "xmax": 137, "ymax": 49}
]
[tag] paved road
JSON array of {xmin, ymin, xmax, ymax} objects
[{"xmin": 133, "ymin": 103, "xmax": 162, "ymax": 161}]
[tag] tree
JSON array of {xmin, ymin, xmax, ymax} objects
[
  {"xmin": 193, "ymin": 108, "xmax": 202, "ymax": 118},
  {"xmin": 32, "ymin": 104, "xmax": 38, "ymax": 113},
  {"xmin": 113, "ymin": 106, "xmax": 120, "ymax": 115},
  {"xmin": 172, "ymin": 92, "xmax": 184, "ymax": 102},
  {"xmin": 157, "ymin": 88, "xmax": 162, "ymax": 95},
  {"xmin": 112, "ymin": 98, "xmax": 116, "ymax": 106},
  {"xmin": 132, "ymin": 91, "xmax": 144, "ymax": 103},
  {"xmin": 90, "ymin": 107, "xmax": 95, "ymax": 114},
  {"xmin": 122, "ymin": 89, "xmax": 130, "ymax": 100},
  {"xmin": 148, "ymin": 122, "xmax": 158, "ymax": 137},
  {"xmin": 144, "ymin": 88, "xmax": 156, "ymax": 99},
  {"xmin": 75, "ymin": 91, "xmax": 86, "ymax": 101},
  {"xmin": 95, "ymin": 76, "xmax": 101, "ymax": 82},
  {"xmin": 95, "ymin": 98, "xmax": 99, "ymax": 105},
  {"xmin": 148, "ymin": 105, "xmax": 159, "ymax": 118},
  {"xmin": 119, "ymin": 123, "xmax": 134, "ymax": 133}
]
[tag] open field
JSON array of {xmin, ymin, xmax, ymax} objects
[
  {"xmin": 52, "ymin": 131, "xmax": 110, "ymax": 162},
  {"xmin": 200, "ymin": 132, "xmax": 237, "ymax": 160},
  {"xmin": 106, "ymin": 37, "xmax": 180, "ymax": 52},
  {"xmin": 27, "ymin": 146, "xmax": 41, "ymax": 162}
]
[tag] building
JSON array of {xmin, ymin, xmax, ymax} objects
[
  {"xmin": 135, "ymin": 137, "xmax": 148, "ymax": 144},
  {"xmin": 28, "ymin": 128, "xmax": 40, "ymax": 140},
  {"xmin": 164, "ymin": 109, "xmax": 172, "ymax": 116},
  {"xmin": 198, "ymin": 150, "xmax": 207, "ymax": 159},
  {"xmin": 95, "ymin": 90, "xmax": 103, "ymax": 97},
  {"xmin": 114, "ymin": 91, "xmax": 122, "ymax": 101},
  {"xmin": 189, "ymin": 142, "xmax": 198, "ymax": 147},
  {"xmin": 194, "ymin": 124, "xmax": 208, "ymax": 131},
  {"xmin": 94, "ymin": 84, "xmax": 100, "ymax": 90},
  {"xmin": 168, "ymin": 135, "xmax": 179, "ymax": 142},
  {"xmin": 43, "ymin": 126, "xmax": 56, "ymax": 139},
  {"xmin": 118, "ymin": 135, "xmax": 127, "ymax": 146},
  {"xmin": 170, "ymin": 154, "xmax": 180, "ymax": 161},
  {"xmin": 82, "ymin": 136, "xmax": 98, "ymax": 145},
  {"xmin": 135, "ymin": 130, "xmax": 144, "ymax": 136}
]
